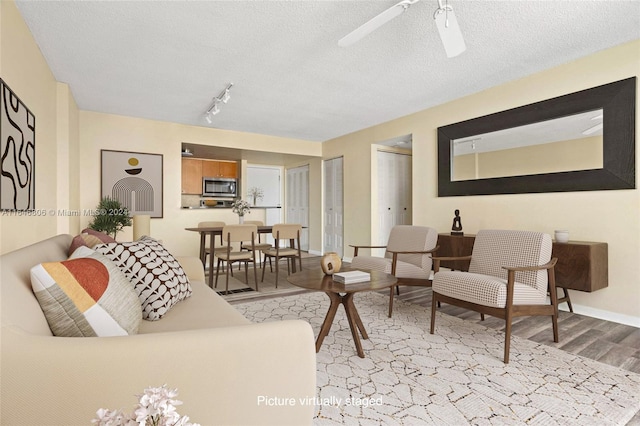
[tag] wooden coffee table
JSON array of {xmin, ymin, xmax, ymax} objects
[{"xmin": 287, "ymin": 268, "xmax": 397, "ymax": 358}]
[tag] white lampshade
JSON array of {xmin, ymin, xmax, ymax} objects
[{"xmin": 133, "ymin": 215, "xmax": 151, "ymax": 240}]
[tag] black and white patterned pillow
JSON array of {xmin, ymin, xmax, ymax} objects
[{"xmin": 95, "ymin": 236, "xmax": 192, "ymax": 321}]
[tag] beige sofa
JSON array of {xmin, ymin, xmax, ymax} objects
[{"xmin": 1, "ymin": 234, "xmax": 317, "ymax": 425}]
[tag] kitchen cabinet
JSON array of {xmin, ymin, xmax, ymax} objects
[
  {"xmin": 182, "ymin": 158, "xmax": 203, "ymax": 194},
  {"xmin": 182, "ymin": 158, "xmax": 238, "ymax": 194},
  {"xmin": 202, "ymin": 160, "xmax": 237, "ymax": 178}
]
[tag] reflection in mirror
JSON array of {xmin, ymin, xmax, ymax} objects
[
  {"xmin": 437, "ymin": 77, "xmax": 635, "ymax": 197},
  {"xmin": 451, "ymin": 109, "xmax": 604, "ymax": 181}
]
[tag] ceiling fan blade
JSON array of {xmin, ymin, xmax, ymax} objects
[
  {"xmin": 338, "ymin": 0, "xmax": 418, "ymax": 47},
  {"xmin": 434, "ymin": 6, "xmax": 466, "ymax": 57}
]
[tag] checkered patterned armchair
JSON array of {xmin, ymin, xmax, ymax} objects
[
  {"xmin": 351, "ymin": 225, "xmax": 439, "ymax": 317},
  {"xmin": 430, "ymin": 229, "xmax": 559, "ymax": 363}
]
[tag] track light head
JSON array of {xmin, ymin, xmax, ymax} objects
[
  {"xmin": 202, "ymin": 83, "xmax": 234, "ymax": 122},
  {"xmin": 220, "ymin": 90, "xmax": 231, "ymax": 104}
]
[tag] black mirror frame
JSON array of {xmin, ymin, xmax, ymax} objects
[{"xmin": 437, "ymin": 77, "xmax": 636, "ymax": 196}]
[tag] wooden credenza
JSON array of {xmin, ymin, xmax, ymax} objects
[{"xmin": 436, "ymin": 233, "xmax": 608, "ymax": 292}]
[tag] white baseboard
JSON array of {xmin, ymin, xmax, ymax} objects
[
  {"xmin": 559, "ymin": 303, "xmax": 640, "ymax": 328},
  {"xmin": 308, "ymin": 249, "xmax": 323, "ymax": 256}
]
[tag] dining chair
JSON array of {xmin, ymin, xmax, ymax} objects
[
  {"xmin": 261, "ymin": 224, "xmax": 303, "ymax": 288},
  {"xmin": 350, "ymin": 225, "xmax": 439, "ymax": 317},
  {"xmin": 430, "ymin": 229, "xmax": 559, "ymax": 363},
  {"xmin": 240, "ymin": 220, "xmax": 272, "ymax": 270},
  {"xmin": 198, "ymin": 221, "xmax": 226, "ymax": 270},
  {"xmin": 214, "ymin": 224, "xmax": 259, "ymax": 294}
]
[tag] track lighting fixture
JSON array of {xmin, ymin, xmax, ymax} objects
[{"xmin": 203, "ymin": 83, "xmax": 233, "ymax": 123}]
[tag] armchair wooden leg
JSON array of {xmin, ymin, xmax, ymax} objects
[
  {"xmin": 388, "ymin": 286, "xmax": 395, "ymax": 318},
  {"xmin": 430, "ymin": 293, "xmax": 438, "ymax": 334},
  {"xmin": 480, "ymin": 313, "xmax": 485, "ymax": 321},
  {"xmin": 504, "ymin": 315, "xmax": 512, "ymax": 364},
  {"xmin": 548, "ymin": 269, "xmax": 560, "ymax": 343}
]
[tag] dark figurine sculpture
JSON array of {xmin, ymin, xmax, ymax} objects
[{"xmin": 451, "ymin": 209, "xmax": 463, "ymax": 235}]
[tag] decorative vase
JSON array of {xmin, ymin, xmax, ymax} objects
[
  {"xmin": 239, "ymin": 215, "xmax": 244, "ymax": 224},
  {"xmin": 554, "ymin": 230, "xmax": 569, "ymax": 243},
  {"xmin": 321, "ymin": 252, "xmax": 342, "ymax": 275}
]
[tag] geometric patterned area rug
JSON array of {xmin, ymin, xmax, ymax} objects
[{"xmin": 235, "ymin": 292, "xmax": 640, "ymax": 425}]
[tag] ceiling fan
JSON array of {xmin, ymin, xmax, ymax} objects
[{"xmin": 338, "ymin": 0, "xmax": 466, "ymax": 58}]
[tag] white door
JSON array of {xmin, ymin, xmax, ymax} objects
[
  {"xmin": 377, "ymin": 151, "xmax": 412, "ymax": 251},
  {"xmin": 286, "ymin": 165, "xmax": 309, "ymax": 250},
  {"xmin": 324, "ymin": 157, "xmax": 344, "ymax": 257}
]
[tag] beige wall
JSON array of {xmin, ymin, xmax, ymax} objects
[
  {"xmin": 77, "ymin": 111, "xmax": 322, "ymax": 257},
  {"xmin": 325, "ymin": 40, "xmax": 640, "ymax": 325},
  {"xmin": 0, "ymin": 1, "xmax": 79, "ymax": 253}
]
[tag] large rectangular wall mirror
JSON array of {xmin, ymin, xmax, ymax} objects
[{"xmin": 438, "ymin": 77, "xmax": 636, "ymax": 196}]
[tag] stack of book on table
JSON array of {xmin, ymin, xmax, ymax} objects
[{"xmin": 333, "ymin": 270, "xmax": 371, "ymax": 284}]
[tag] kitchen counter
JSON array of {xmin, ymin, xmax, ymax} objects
[{"xmin": 181, "ymin": 206, "xmax": 282, "ymax": 210}]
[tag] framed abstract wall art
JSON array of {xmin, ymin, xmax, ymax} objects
[
  {"xmin": 1, "ymin": 79, "xmax": 36, "ymax": 211},
  {"xmin": 101, "ymin": 150, "xmax": 163, "ymax": 218}
]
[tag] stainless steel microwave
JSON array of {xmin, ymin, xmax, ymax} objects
[{"xmin": 202, "ymin": 177, "xmax": 237, "ymax": 198}]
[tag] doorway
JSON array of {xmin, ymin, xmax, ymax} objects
[
  {"xmin": 374, "ymin": 140, "xmax": 412, "ymax": 256},
  {"xmin": 286, "ymin": 165, "xmax": 309, "ymax": 251},
  {"xmin": 323, "ymin": 157, "xmax": 344, "ymax": 257}
]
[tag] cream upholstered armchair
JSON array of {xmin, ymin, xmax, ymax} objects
[
  {"xmin": 430, "ymin": 229, "xmax": 559, "ymax": 364},
  {"xmin": 351, "ymin": 225, "xmax": 439, "ymax": 317}
]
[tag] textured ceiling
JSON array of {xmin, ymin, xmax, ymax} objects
[{"xmin": 15, "ymin": 0, "xmax": 640, "ymax": 143}]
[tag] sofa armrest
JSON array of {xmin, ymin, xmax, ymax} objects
[
  {"xmin": 1, "ymin": 320, "xmax": 316, "ymax": 426},
  {"xmin": 175, "ymin": 256, "xmax": 205, "ymax": 282}
]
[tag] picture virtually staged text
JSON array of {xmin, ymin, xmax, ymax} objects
[{"xmin": 257, "ymin": 395, "xmax": 383, "ymax": 408}]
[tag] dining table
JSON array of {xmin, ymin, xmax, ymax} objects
[{"xmin": 185, "ymin": 225, "xmax": 274, "ymax": 288}]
